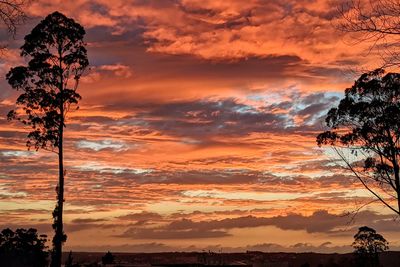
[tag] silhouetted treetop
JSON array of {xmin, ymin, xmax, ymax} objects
[
  {"xmin": 318, "ymin": 69, "xmax": 400, "ymax": 145},
  {"xmin": 352, "ymin": 226, "xmax": 388, "ymax": 267},
  {"xmin": 21, "ymin": 11, "xmax": 87, "ymax": 63},
  {"xmin": 353, "ymin": 226, "xmax": 389, "ymax": 254},
  {"xmin": 7, "ymin": 11, "xmax": 89, "ymax": 151}
]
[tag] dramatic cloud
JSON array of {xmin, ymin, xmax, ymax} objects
[{"xmin": 118, "ymin": 210, "xmax": 400, "ymax": 240}]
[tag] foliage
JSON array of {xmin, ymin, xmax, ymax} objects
[
  {"xmin": 7, "ymin": 11, "xmax": 88, "ymax": 152},
  {"xmin": 317, "ymin": 69, "xmax": 400, "ymax": 215},
  {"xmin": 352, "ymin": 226, "xmax": 388, "ymax": 267},
  {"xmin": 0, "ymin": 228, "xmax": 48, "ymax": 267}
]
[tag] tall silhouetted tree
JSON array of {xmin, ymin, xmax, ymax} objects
[
  {"xmin": 338, "ymin": 0, "xmax": 400, "ymax": 66},
  {"xmin": 317, "ymin": 69, "xmax": 400, "ymax": 216},
  {"xmin": 352, "ymin": 226, "xmax": 388, "ymax": 267},
  {"xmin": 0, "ymin": 228, "xmax": 48, "ymax": 267},
  {"xmin": 6, "ymin": 11, "xmax": 88, "ymax": 267}
]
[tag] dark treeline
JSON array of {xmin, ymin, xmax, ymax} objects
[
  {"xmin": 0, "ymin": 227, "xmax": 392, "ymax": 267},
  {"xmin": 0, "ymin": 228, "xmax": 47, "ymax": 267}
]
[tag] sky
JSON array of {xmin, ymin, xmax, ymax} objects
[{"xmin": 0, "ymin": 0, "xmax": 400, "ymax": 253}]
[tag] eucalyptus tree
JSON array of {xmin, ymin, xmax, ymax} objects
[
  {"xmin": 7, "ymin": 11, "xmax": 88, "ymax": 267},
  {"xmin": 353, "ymin": 226, "xmax": 388, "ymax": 267},
  {"xmin": 317, "ymin": 69, "xmax": 400, "ymax": 216}
]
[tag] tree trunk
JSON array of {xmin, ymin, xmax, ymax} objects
[
  {"xmin": 395, "ymin": 169, "xmax": 400, "ymax": 215},
  {"xmin": 53, "ymin": 45, "xmax": 65, "ymax": 267},
  {"xmin": 392, "ymin": 161, "xmax": 400, "ymax": 216},
  {"xmin": 54, "ymin": 123, "xmax": 64, "ymax": 267}
]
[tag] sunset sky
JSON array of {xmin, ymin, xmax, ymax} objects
[{"xmin": 0, "ymin": 0, "xmax": 400, "ymax": 253}]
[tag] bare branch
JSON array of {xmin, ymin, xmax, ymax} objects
[
  {"xmin": 334, "ymin": 147, "xmax": 400, "ymax": 215},
  {"xmin": 0, "ymin": 0, "xmax": 29, "ymax": 37},
  {"xmin": 337, "ymin": 0, "xmax": 400, "ymax": 66}
]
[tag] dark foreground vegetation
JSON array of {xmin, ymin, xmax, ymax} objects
[
  {"xmin": 0, "ymin": 228, "xmax": 48, "ymax": 267},
  {"xmin": 0, "ymin": 226, "xmax": 394, "ymax": 267},
  {"xmin": 57, "ymin": 251, "xmax": 400, "ymax": 267}
]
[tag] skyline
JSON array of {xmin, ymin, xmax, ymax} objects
[{"xmin": 1, "ymin": 0, "xmax": 400, "ymax": 253}]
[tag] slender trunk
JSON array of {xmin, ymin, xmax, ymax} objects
[
  {"xmin": 392, "ymin": 150, "xmax": 400, "ymax": 215},
  {"xmin": 394, "ymin": 164, "xmax": 400, "ymax": 215},
  {"xmin": 397, "ymin": 188, "xmax": 400, "ymax": 216},
  {"xmin": 53, "ymin": 44, "xmax": 65, "ymax": 267},
  {"xmin": 54, "ymin": 120, "xmax": 64, "ymax": 267}
]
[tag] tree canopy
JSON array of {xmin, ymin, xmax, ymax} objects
[
  {"xmin": 7, "ymin": 11, "xmax": 88, "ymax": 151},
  {"xmin": 352, "ymin": 226, "xmax": 388, "ymax": 267}
]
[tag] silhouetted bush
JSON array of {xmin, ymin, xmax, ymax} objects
[
  {"xmin": 0, "ymin": 228, "xmax": 48, "ymax": 267},
  {"xmin": 102, "ymin": 251, "xmax": 115, "ymax": 265}
]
